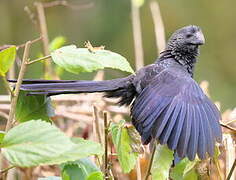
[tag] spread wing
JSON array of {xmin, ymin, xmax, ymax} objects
[{"xmin": 131, "ymin": 69, "xmax": 222, "ymax": 160}]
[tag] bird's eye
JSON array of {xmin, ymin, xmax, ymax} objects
[{"xmin": 186, "ymin": 34, "xmax": 193, "ymax": 38}]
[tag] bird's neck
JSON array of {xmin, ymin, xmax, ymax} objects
[{"xmin": 159, "ymin": 47, "xmax": 199, "ymax": 77}]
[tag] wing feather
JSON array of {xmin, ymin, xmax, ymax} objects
[
  {"xmin": 159, "ymin": 101, "xmax": 182, "ymax": 144},
  {"xmin": 196, "ymin": 106, "xmax": 207, "ymax": 159},
  {"xmin": 131, "ymin": 68, "xmax": 222, "ymax": 160},
  {"xmin": 187, "ymin": 107, "xmax": 199, "ymax": 160}
]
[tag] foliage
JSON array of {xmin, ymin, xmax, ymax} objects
[
  {"xmin": 1, "ymin": 120, "xmax": 102, "ymax": 167},
  {"xmin": 0, "ymin": 131, "xmax": 5, "ymax": 144},
  {"xmin": 110, "ymin": 120, "xmax": 139, "ymax": 173},
  {"xmin": 16, "ymin": 91, "xmax": 54, "ymax": 123},
  {"xmin": 0, "ymin": 17, "xmax": 226, "ymax": 179},
  {"xmin": 50, "ymin": 36, "xmax": 67, "ymax": 52},
  {"xmin": 51, "ymin": 45, "xmax": 134, "ymax": 74},
  {"xmin": 61, "ymin": 158, "xmax": 103, "ymax": 180},
  {"xmin": 151, "ymin": 145, "xmax": 174, "ymax": 180},
  {"xmin": 170, "ymin": 158, "xmax": 199, "ymax": 180},
  {"xmin": 0, "ymin": 46, "xmax": 16, "ymax": 76}
]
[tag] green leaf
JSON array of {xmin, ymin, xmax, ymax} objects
[
  {"xmin": 183, "ymin": 169, "xmax": 198, "ymax": 180},
  {"xmin": 16, "ymin": 91, "xmax": 54, "ymax": 122},
  {"xmin": 50, "ymin": 36, "xmax": 67, "ymax": 52},
  {"xmin": 170, "ymin": 158, "xmax": 199, "ymax": 180},
  {"xmin": 51, "ymin": 45, "xmax": 134, "ymax": 74},
  {"xmin": 86, "ymin": 171, "xmax": 103, "ymax": 180},
  {"xmin": 110, "ymin": 120, "xmax": 138, "ymax": 173},
  {"xmin": 0, "ymin": 131, "xmax": 5, "ymax": 144},
  {"xmin": 1, "ymin": 120, "xmax": 75, "ymax": 167},
  {"xmin": 53, "ymin": 138, "xmax": 103, "ymax": 164},
  {"xmin": 61, "ymin": 158, "xmax": 102, "ymax": 180},
  {"xmin": 151, "ymin": 144, "xmax": 174, "ymax": 180},
  {"xmin": 0, "ymin": 46, "xmax": 16, "ymax": 76},
  {"xmin": 1, "ymin": 120, "xmax": 103, "ymax": 167},
  {"xmin": 38, "ymin": 177, "xmax": 62, "ymax": 180}
]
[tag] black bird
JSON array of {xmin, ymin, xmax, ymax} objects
[{"xmin": 12, "ymin": 25, "xmax": 222, "ymax": 160}]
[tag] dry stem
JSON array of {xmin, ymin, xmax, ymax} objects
[
  {"xmin": 149, "ymin": 1, "xmax": 166, "ymax": 55},
  {"xmin": 226, "ymin": 158, "xmax": 236, "ymax": 180},
  {"xmin": 220, "ymin": 122, "xmax": 236, "ymax": 133},
  {"xmin": 34, "ymin": 2, "xmax": 53, "ymax": 78},
  {"xmin": 145, "ymin": 142, "xmax": 157, "ymax": 180},
  {"xmin": 131, "ymin": 2, "xmax": 144, "ymax": 70},
  {"xmin": 136, "ymin": 156, "xmax": 142, "ymax": 180},
  {"xmin": 27, "ymin": 55, "xmax": 51, "ymax": 65},
  {"xmin": 93, "ymin": 106, "xmax": 102, "ymax": 144},
  {"xmin": 0, "ymin": 166, "xmax": 15, "ymax": 175},
  {"xmin": 17, "ymin": 36, "xmax": 42, "ymax": 49},
  {"xmin": 6, "ymin": 41, "xmax": 31, "ymax": 131},
  {"xmin": 42, "ymin": 0, "xmax": 93, "ymax": 9},
  {"xmin": 103, "ymin": 111, "xmax": 109, "ymax": 179}
]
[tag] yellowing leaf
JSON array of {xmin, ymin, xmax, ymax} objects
[{"xmin": 0, "ymin": 46, "xmax": 16, "ymax": 76}]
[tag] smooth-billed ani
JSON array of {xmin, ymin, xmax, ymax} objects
[{"xmin": 10, "ymin": 25, "xmax": 222, "ymax": 160}]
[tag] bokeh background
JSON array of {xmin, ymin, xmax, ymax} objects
[{"xmin": 0, "ymin": 0, "xmax": 235, "ymax": 110}]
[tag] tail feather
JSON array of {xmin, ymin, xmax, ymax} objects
[
  {"xmin": 17, "ymin": 77, "xmax": 129, "ymax": 92},
  {"xmin": 10, "ymin": 76, "xmax": 136, "ymax": 106},
  {"xmin": 8, "ymin": 79, "xmax": 77, "ymax": 84}
]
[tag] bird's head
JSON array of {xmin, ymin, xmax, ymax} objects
[{"xmin": 166, "ymin": 25, "xmax": 205, "ymax": 57}]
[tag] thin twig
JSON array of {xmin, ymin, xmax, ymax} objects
[
  {"xmin": 17, "ymin": 36, "xmax": 42, "ymax": 49},
  {"xmin": 34, "ymin": 2, "xmax": 53, "ymax": 78},
  {"xmin": 93, "ymin": 106, "xmax": 102, "ymax": 144},
  {"xmin": 27, "ymin": 55, "xmax": 51, "ymax": 65},
  {"xmin": 226, "ymin": 158, "xmax": 236, "ymax": 180},
  {"xmin": 149, "ymin": 0, "xmax": 166, "ymax": 55},
  {"xmin": 0, "ymin": 111, "xmax": 9, "ymax": 120},
  {"xmin": 145, "ymin": 143, "xmax": 157, "ymax": 180},
  {"xmin": 42, "ymin": 0, "xmax": 93, "ymax": 9},
  {"xmin": 6, "ymin": 41, "xmax": 31, "ymax": 131},
  {"xmin": 136, "ymin": 156, "xmax": 142, "ymax": 180},
  {"xmin": 131, "ymin": 1, "xmax": 144, "ymax": 70},
  {"xmin": 214, "ymin": 158, "xmax": 223, "ymax": 180},
  {"xmin": 220, "ymin": 122, "xmax": 236, "ymax": 132},
  {"xmin": 225, "ymin": 119, "xmax": 236, "ymax": 125},
  {"xmin": 0, "ymin": 166, "xmax": 15, "ymax": 175},
  {"xmin": 103, "ymin": 111, "xmax": 109, "ymax": 179}
]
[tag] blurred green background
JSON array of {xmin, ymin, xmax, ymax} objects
[{"xmin": 0, "ymin": 0, "xmax": 235, "ymax": 110}]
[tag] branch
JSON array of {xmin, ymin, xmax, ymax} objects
[
  {"xmin": 131, "ymin": 1, "xmax": 144, "ymax": 70},
  {"xmin": 6, "ymin": 41, "xmax": 31, "ymax": 131},
  {"xmin": 42, "ymin": 0, "xmax": 93, "ymax": 9},
  {"xmin": 17, "ymin": 36, "xmax": 42, "ymax": 49},
  {"xmin": 0, "ymin": 166, "xmax": 15, "ymax": 175},
  {"xmin": 149, "ymin": 1, "xmax": 166, "ymax": 55},
  {"xmin": 0, "ymin": 111, "xmax": 9, "ymax": 120},
  {"xmin": 103, "ymin": 111, "xmax": 109, "ymax": 179},
  {"xmin": 220, "ymin": 122, "xmax": 236, "ymax": 133},
  {"xmin": 145, "ymin": 142, "xmax": 157, "ymax": 180},
  {"xmin": 34, "ymin": 2, "xmax": 53, "ymax": 78},
  {"xmin": 27, "ymin": 55, "xmax": 51, "ymax": 65},
  {"xmin": 227, "ymin": 158, "xmax": 236, "ymax": 180},
  {"xmin": 93, "ymin": 106, "xmax": 102, "ymax": 144},
  {"xmin": 136, "ymin": 156, "xmax": 142, "ymax": 180},
  {"xmin": 225, "ymin": 119, "xmax": 236, "ymax": 125}
]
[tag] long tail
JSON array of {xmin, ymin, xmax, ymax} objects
[{"xmin": 8, "ymin": 75, "xmax": 136, "ymax": 105}]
